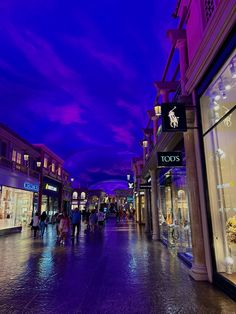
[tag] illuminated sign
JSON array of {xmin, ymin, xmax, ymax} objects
[
  {"xmin": 128, "ymin": 182, "xmax": 134, "ymax": 189},
  {"xmin": 140, "ymin": 183, "xmax": 151, "ymax": 189},
  {"xmin": 162, "ymin": 103, "xmax": 187, "ymax": 132},
  {"xmin": 157, "ymin": 152, "xmax": 183, "ymax": 167},
  {"xmin": 45, "ymin": 184, "xmax": 57, "ymax": 192},
  {"xmin": 24, "ymin": 182, "xmax": 39, "ymax": 192}
]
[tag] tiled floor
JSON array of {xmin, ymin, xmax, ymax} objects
[{"xmin": 0, "ymin": 219, "xmax": 235, "ymax": 313}]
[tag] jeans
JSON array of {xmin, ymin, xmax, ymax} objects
[
  {"xmin": 40, "ymin": 221, "xmax": 46, "ymax": 237},
  {"xmin": 72, "ymin": 223, "xmax": 81, "ymax": 237}
]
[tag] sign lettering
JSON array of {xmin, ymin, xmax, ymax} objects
[
  {"xmin": 158, "ymin": 152, "xmax": 183, "ymax": 167},
  {"xmin": 24, "ymin": 182, "xmax": 39, "ymax": 192},
  {"xmin": 45, "ymin": 184, "xmax": 57, "ymax": 192}
]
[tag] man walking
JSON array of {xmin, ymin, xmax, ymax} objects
[{"xmin": 70, "ymin": 207, "xmax": 81, "ymax": 239}]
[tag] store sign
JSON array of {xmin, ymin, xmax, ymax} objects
[
  {"xmin": 24, "ymin": 182, "xmax": 39, "ymax": 192},
  {"xmin": 45, "ymin": 183, "xmax": 57, "ymax": 192},
  {"xmin": 157, "ymin": 152, "xmax": 183, "ymax": 167},
  {"xmin": 140, "ymin": 183, "xmax": 151, "ymax": 189},
  {"xmin": 161, "ymin": 103, "xmax": 187, "ymax": 132}
]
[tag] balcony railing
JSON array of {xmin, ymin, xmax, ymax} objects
[{"xmin": 0, "ymin": 156, "xmax": 40, "ymax": 180}]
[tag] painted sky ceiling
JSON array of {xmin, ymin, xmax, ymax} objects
[{"xmin": 0, "ymin": 0, "xmax": 178, "ymax": 192}]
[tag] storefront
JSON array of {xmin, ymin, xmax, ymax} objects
[
  {"xmin": 158, "ymin": 166, "xmax": 192, "ymax": 264},
  {"xmin": 41, "ymin": 177, "xmax": 62, "ymax": 222},
  {"xmin": 197, "ymin": 34, "xmax": 236, "ymax": 296},
  {"xmin": 0, "ymin": 170, "xmax": 39, "ymax": 232}
]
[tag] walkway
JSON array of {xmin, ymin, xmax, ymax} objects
[{"xmin": 0, "ymin": 219, "xmax": 235, "ymax": 314}]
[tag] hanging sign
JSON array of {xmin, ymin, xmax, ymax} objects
[
  {"xmin": 157, "ymin": 152, "xmax": 183, "ymax": 167},
  {"xmin": 128, "ymin": 182, "xmax": 134, "ymax": 189},
  {"xmin": 161, "ymin": 103, "xmax": 187, "ymax": 132}
]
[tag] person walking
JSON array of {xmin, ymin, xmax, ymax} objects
[
  {"xmin": 70, "ymin": 207, "xmax": 81, "ymax": 239},
  {"xmin": 40, "ymin": 211, "xmax": 47, "ymax": 238},
  {"xmin": 97, "ymin": 211, "xmax": 105, "ymax": 230},
  {"xmin": 59, "ymin": 211, "xmax": 70, "ymax": 245},
  {"xmin": 89, "ymin": 210, "xmax": 98, "ymax": 233},
  {"xmin": 32, "ymin": 212, "xmax": 39, "ymax": 238}
]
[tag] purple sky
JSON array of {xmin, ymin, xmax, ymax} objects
[{"xmin": 0, "ymin": 0, "xmax": 177, "ymax": 192}]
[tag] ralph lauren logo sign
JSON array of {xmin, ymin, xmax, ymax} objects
[
  {"xmin": 157, "ymin": 152, "xmax": 183, "ymax": 167},
  {"xmin": 161, "ymin": 103, "xmax": 187, "ymax": 132}
]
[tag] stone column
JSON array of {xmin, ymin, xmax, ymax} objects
[
  {"xmin": 150, "ymin": 168, "xmax": 160, "ymax": 240},
  {"xmin": 184, "ymin": 128, "xmax": 208, "ymax": 281},
  {"xmin": 176, "ymin": 38, "xmax": 188, "ymax": 95},
  {"xmin": 144, "ymin": 189, "xmax": 149, "ymax": 232},
  {"xmin": 160, "ymin": 89, "xmax": 169, "ymax": 103}
]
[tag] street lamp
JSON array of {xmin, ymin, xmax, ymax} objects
[
  {"xmin": 142, "ymin": 139, "xmax": 148, "ymax": 148},
  {"xmin": 71, "ymin": 178, "xmax": 74, "ymax": 182}
]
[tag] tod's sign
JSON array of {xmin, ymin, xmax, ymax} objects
[{"xmin": 157, "ymin": 152, "xmax": 183, "ymax": 167}]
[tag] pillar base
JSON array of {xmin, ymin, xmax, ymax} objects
[
  {"xmin": 152, "ymin": 233, "xmax": 159, "ymax": 240},
  {"xmin": 189, "ymin": 263, "xmax": 208, "ymax": 281}
]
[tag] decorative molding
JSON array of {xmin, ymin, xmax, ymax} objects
[{"xmin": 185, "ymin": 0, "xmax": 236, "ymax": 93}]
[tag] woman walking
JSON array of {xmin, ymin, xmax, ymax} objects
[{"xmin": 59, "ymin": 212, "xmax": 70, "ymax": 245}]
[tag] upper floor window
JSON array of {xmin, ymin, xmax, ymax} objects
[
  {"xmin": 16, "ymin": 152, "xmax": 21, "ymax": 164},
  {"xmin": 72, "ymin": 192, "xmax": 78, "ymax": 199},
  {"xmin": 204, "ymin": 0, "xmax": 215, "ymax": 23},
  {"xmin": 81, "ymin": 192, "xmax": 86, "ymax": 199},
  {"xmin": 58, "ymin": 166, "xmax": 61, "ymax": 176},
  {"xmin": 0, "ymin": 141, "xmax": 7, "ymax": 158},
  {"xmin": 43, "ymin": 157, "xmax": 48, "ymax": 168},
  {"xmin": 12, "ymin": 149, "xmax": 17, "ymax": 162},
  {"xmin": 51, "ymin": 163, "xmax": 55, "ymax": 173}
]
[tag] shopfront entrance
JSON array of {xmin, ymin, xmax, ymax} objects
[{"xmin": 41, "ymin": 177, "xmax": 61, "ymax": 223}]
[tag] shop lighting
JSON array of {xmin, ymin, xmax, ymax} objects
[
  {"xmin": 230, "ymin": 62, "xmax": 236, "ymax": 79},
  {"xmin": 154, "ymin": 104, "xmax": 161, "ymax": 116},
  {"xmin": 224, "ymin": 80, "xmax": 232, "ymax": 91},
  {"xmin": 127, "ymin": 174, "xmax": 131, "ymax": 181},
  {"xmin": 36, "ymin": 161, "xmax": 42, "ymax": 168},
  {"xmin": 212, "ymin": 91, "xmax": 221, "ymax": 101}
]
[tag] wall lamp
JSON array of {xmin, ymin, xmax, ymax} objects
[
  {"xmin": 142, "ymin": 139, "xmax": 148, "ymax": 148},
  {"xmin": 154, "ymin": 104, "xmax": 161, "ymax": 116},
  {"xmin": 23, "ymin": 153, "xmax": 29, "ymax": 161}
]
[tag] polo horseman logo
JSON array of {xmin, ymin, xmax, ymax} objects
[
  {"xmin": 128, "ymin": 182, "xmax": 134, "ymax": 189},
  {"xmin": 168, "ymin": 106, "xmax": 179, "ymax": 128}
]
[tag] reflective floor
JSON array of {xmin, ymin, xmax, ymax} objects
[{"xmin": 0, "ymin": 219, "xmax": 235, "ymax": 314}]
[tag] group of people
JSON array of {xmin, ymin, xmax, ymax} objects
[
  {"xmin": 32, "ymin": 207, "xmax": 106, "ymax": 245},
  {"xmin": 31, "ymin": 211, "xmax": 48, "ymax": 238}
]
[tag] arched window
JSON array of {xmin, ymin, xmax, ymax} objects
[
  {"xmin": 72, "ymin": 191, "xmax": 78, "ymax": 199},
  {"xmin": 81, "ymin": 192, "xmax": 86, "ymax": 200}
]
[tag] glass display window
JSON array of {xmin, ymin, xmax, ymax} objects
[
  {"xmin": 158, "ymin": 168, "xmax": 192, "ymax": 254},
  {"xmin": 0, "ymin": 186, "xmax": 33, "ymax": 230},
  {"xmin": 200, "ymin": 49, "xmax": 236, "ymax": 283}
]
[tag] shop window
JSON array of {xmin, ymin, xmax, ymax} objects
[
  {"xmin": 16, "ymin": 152, "xmax": 21, "ymax": 164},
  {"xmin": 200, "ymin": 49, "xmax": 236, "ymax": 283},
  {"xmin": 44, "ymin": 157, "xmax": 48, "ymax": 168},
  {"xmin": 72, "ymin": 192, "xmax": 78, "ymax": 199},
  {"xmin": 12, "ymin": 149, "xmax": 17, "ymax": 162},
  {"xmin": 81, "ymin": 192, "xmax": 86, "ymax": 200}
]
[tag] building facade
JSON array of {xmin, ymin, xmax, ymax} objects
[
  {"xmin": 0, "ymin": 124, "xmax": 40, "ymax": 234},
  {"xmin": 135, "ymin": 0, "xmax": 236, "ymax": 300}
]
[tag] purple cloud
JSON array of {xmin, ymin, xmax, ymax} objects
[{"xmin": 110, "ymin": 124, "xmax": 135, "ymax": 148}]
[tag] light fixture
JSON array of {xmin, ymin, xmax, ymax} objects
[
  {"xmin": 224, "ymin": 80, "xmax": 232, "ymax": 91},
  {"xmin": 71, "ymin": 178, "xmax": 74, "ymax": 182},
  {"xmin": 230, "ymin": 62, "xmax": 236, "ymax": 79},
  {"xmin": 154, "ymin": 104, "xmax": 161, "ymax": 116},
  {"xmin": 36, "ymin": 161, "xmax": 42, "ymax": 168},
  {"xmin": 127, "ymin": 174, "xmax": 130, "ymax": 181},
  {"xmin": 142, "ymin": 139, "xmax": 148, "ymax": 148},
  {"xmin": 212, "ymin": 91, "xmax": 221, "ymax": 101},
  {"xmin": 23, "ymin": 153, "xmax": 29, "ymax": 161}
]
